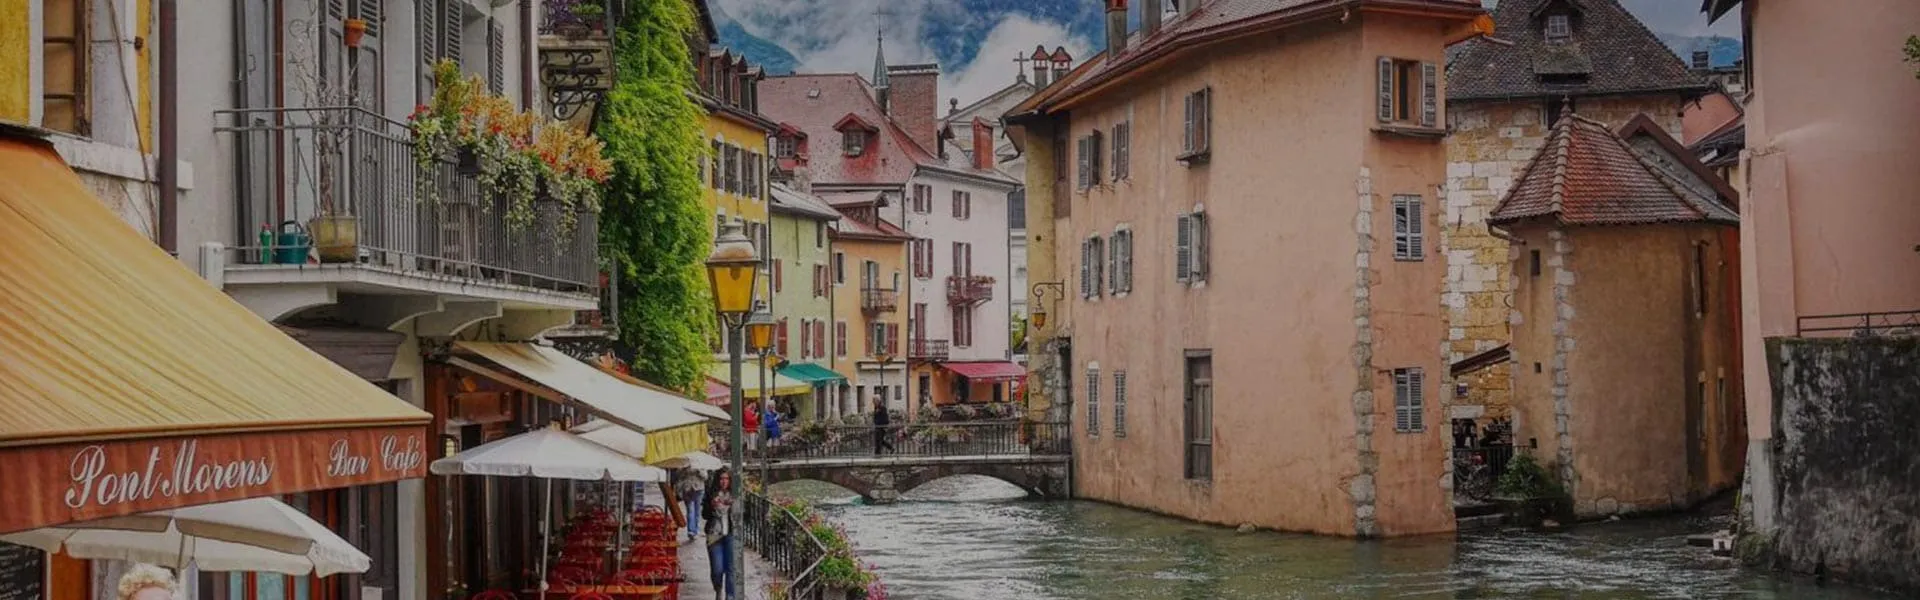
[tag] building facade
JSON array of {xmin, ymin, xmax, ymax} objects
[
  {"xmin": 824, "ymin": 191, "xmax": 913, "ymax": 418},
  {"xmin": 1007, "ymin": 0, "xmax": 1488, "ymax": 537},
  {"xmin": 1492, "ymin": 111, "xmax": 1744, "ymax": 518},
  {"xmin": 696, "ymin": 46, "xmax": 777, "ymax": 311},
  {"xmin": 768, "ymin": 182, "xmax": 844, "ymax": 421},
  {"xmin": 1441, "ymin": 0, "xmax": 1709, "ymax": 419}
]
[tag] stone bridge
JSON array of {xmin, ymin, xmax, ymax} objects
[{"xmin": 751, "ymin": 454, "xmax": 1072, "ymax": 503}]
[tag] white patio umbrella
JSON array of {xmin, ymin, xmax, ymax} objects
[
  {"xmin": 0, "ymin": 498, "xmax": 370, "ymax": 576},
  {"xmin": 430, "ymin": 427, "xmax": 664, "ymax": 600}
]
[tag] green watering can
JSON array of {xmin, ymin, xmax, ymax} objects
[{"xmin": 273, "ymin": 220, "xmax": 311, "ymax": 264}]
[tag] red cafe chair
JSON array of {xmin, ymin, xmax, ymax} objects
[
  {"xmin": 547, "ymin": 566, "xmax": 599, "ymax": 586},
  {"xmin": 470, "ymin": 591, "xmax": 516, "ymax": 600},
  {"xmin": 568, "ymin": 593, "xmax": 614, "ymax": 600},
  {"xmin": 615, "ymin": 568, "xmax": 678, "ymax": 600}
]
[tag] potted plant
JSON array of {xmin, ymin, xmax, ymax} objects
[{"xmin": 344, "ymin": 18, "xmax": 368, "ymax": 47}]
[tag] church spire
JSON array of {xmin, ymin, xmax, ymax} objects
[{"xmin": 871, "ymin": 15, "xmax": 890, "ymax": 111}]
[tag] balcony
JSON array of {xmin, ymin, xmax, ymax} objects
[
  {"xmin": 861, "ymin": 287, "xmax": 899, "ymax": 313},
  {"xmin": 212, "ymin": 107, "xmax": 599, "ymax": 316},
  {"xmin": 539, "ymin": 0, "xmax": 615, "ymax": 123},
  {"xmin": 946, "ymin": 275, "xmax": 996, "ymax": 306},
  {"xmin": 909, "ymin": 339, "xmax": 950, "ymax": 362}
]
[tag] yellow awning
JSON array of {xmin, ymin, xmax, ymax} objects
[
  {"xmin": 0, "ymin": 135, "xmax": 430, "ymax": 448},
  {"xmin": 593, "ymin": 361, "xmax": 732, "ymax": 421},
  {"xmin": 572, "ymin": 419, "xmax": 711, "ymax": 465},
  {"xmin": 456, "ymin": 342, "xmax": 711, "ymax": 432},
  {"xmin": 705, "ymin": 363, "xmax": 811, "ymax": 398}
]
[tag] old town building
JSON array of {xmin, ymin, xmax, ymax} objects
[
  {"xmin": 1006, "ymin": 0, "xmax": 1490, "ymax": 537},
  {"xmin": 1441, "ymin": 0, "xmax": 1710, "ymax": 421}
]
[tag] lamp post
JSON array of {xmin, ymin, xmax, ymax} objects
[
  {"xmin": 704, "ymin": 222, "xmax": 758, "ymax": 595},
  {"xmin": 745, "ymin": 308, "xmax": 776, "ymax": 483}
]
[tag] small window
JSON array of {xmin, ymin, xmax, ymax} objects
[
  {"xmin": 913, "ymin": 184, "xmax": 932, "ymax": 214},
  {"xmin": 1184, "ymin": 353, "xmax": 1213, "ymax": 480},
  {"xmin": 1113, "ymin": 370, "xmax": 1128, "ymax": 437},
  {"xmin": 833, "ymin": 252, "xmax": 846, "ymax": 285},
  {"xmin": 1694, "ymin": 243, "xmax": 1708, "ymax": 315},
  {"xmin": 1181, "ymin": 89, "xmax": 1211, "ymax": 163},
  {"xmin": 1176, "ymin": 212, "xmax": 1209, "ymax": 284},
  {"xmin": 1086, "ymin": 366, "xmax": 1101, "ymax": 437},
  {"xmin": 1109, "ymin": 229, "xmax": 1134, "ymax": 294},
  {"xmin": 815, "ymin": 221, "xmax": 825, "ymax": 248},
  {"xmin": 1111, "ymin": 122, "xmax": 1131, "ymax": 181},
  {"xmin": 952, "ymin": 190, "xmax": 972, "ymax": 219},
  {"xmin": 1545, "ymin": 14, "xmax": 1571, "ymax": 42},
  {"xmin": 1530, "ymin": 249, "xmax": 1542, "ymax": 277},
  {"xmin": 1081, "ymin": 236, "xmax": 1106, "ymax": 299},
  {"xmin": 843, "ymin": 131, "xmax": 866, "ymax": 156},
  {"xmin": 1377, "ymin": 58, "xmax": 1439, "ymax": 128},
  {"xmin": 1077, "ymin": 131, "xmax": 1104, "ymax": 190},
  {"xmin": 1392, "ymin": 195, "xmax": 1425, "ymax": 261},
  {"xmin": 776, "ymin": 135, "xmax": 797, "ymax": 158},
  {"xmin": 1393, "ymin": 367, "xmax": 1426, "ymax": 433}
]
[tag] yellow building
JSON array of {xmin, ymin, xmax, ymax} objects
[
  {"xmin": 696, "ymin": 47, "xmax": 777, "ymax": 267},
  {"xmin": 824, "ymin": 192, "xmax": 912, "ymax": 420}
]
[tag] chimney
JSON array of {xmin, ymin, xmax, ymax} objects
[
  {"xmin": 1051, "ymin": 47, "xmax": 1072, "ymax": 82},
  {"xmin": 1143, "ymin": 0, "xmax": 1162, "ymax": 35},
  {"xmin": 1105, "ymin": 0, "xmax": 1128, "ymax": 57},
  {"xmin": 1691, "ymin": 50, "xmax": 1710, "ymax": 70},
  {"xmin": 1031, "ymin": 45, "xmax": 1052, "ymax": 86},
  {"xmin": 886, "ymin": 63, "xmax": 942, "ymax": 154},
  {"xmin": 971, "ymin": 117, "xmax": 995, "ymax": 170}
]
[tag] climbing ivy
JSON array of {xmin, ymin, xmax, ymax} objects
[{"xmin": 595, "ymin": 0, "xmax": 714, "ymax": 392}]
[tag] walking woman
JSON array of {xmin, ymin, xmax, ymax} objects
[
  {"xmin": 704, "ymin": 467, "xmax": 736, "ymax": 600},
  {"xmin": 676, "ymin": 468, "xmax": 705, "ymax": 541}
]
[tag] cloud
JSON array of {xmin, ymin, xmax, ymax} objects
[
  {"xmin": 714, "ymin": 0, "xmax": 1093, "ymax": 109},
  {"xmin": 1617, "ymin": 0, "xmax": 1741, "ymax": 38}
]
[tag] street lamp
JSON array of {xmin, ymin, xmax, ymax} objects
[
  {"xmin": 703, "ymin": 221, "xmax": 758, "ymax": 596},
  {"xmin": 745, "ymin": 307, "xmax": 776, "ymax": 482}
]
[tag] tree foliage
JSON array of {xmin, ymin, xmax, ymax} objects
[
  {"xmin": 596, "ymin": 0, "xmax": 714, "ymax": 392},
  {"xmin": 1907, "ymin": 35, "xmax": 1920, "ymax": 79}
]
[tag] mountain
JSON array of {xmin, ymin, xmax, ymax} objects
[
  {"xmin": 709, "ymin": 2, "xmax": 800, "ymax": 75},
  {"xmin": 1658, "ymin": 34, "xmax": 1743, "ymax": 68}
]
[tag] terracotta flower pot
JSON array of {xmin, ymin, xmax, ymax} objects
[
  {"xmin": 344, "ymin": 19, "xmax": 368, "ymax": 48},
  {"xmin": 308, "ymin": 213, "xmax": 360, "ymax": 263}
]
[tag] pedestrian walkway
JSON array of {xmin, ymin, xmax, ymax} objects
[{"xmin": 641, "ymin": 485, "xmax": 785, "ymax": 600}]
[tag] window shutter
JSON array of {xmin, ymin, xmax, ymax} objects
[
  {"xmin": 1183, "ymin": 94, "xmax": 1195, "ymax": 153},
  {"xmin": 952, "ymin": 242, "xmax": 963, "ymax": 278},
  {"xmin": 419, "ymin": 0, "xmax": 437, "ymax": 66},
  {"xmin": 1193, "ymin": 213, "xmax": 1209, "ymax": 279},
  {"xmin": 963, "ymin": 243, "xmax": 972, "ymax": 277},
  {"xmin": 442, "ymin": 0, "xmax": 463, "ymax": 65},
  {"xmin": 1076, "ymin": 137, "xmax": 1089, "ymax": 189},
  {"xmin": 1410, "ymin": 368, "xmax": 1426, "ymax": 432},
  {"xmin": 1377, "ymin": 57, "xmax": 1395, "ymax": 122},
  {"xmin": 1196, "ymin": 90, "xmax": 1209, "ymax": 152},
  {"xmin": 1080, "ymin": 240, "xmax": 1093, "ymax": 298},
  {"xmin": 1176, "ymin": 215, "xmax": 1193, "ymax": 282},
  {"xmin": 836, "ymin": 322, "xmax": 847, "ymax": 356},
  {"xmin": 352, "ymin": 0, "xmax": 380, "ymax": 36},
  {"xmin": 487, "ymin": 19, "xmax": 504, "ymax": 94},
  {"xmin": 1408, "ymin": 196, "xmax": 1425, "ymax": 260},
  {"xmin": 773, "ymin": 259, "xmax": 784, "ymax": 293},
  {"xmin": 1108, "ymin": 233, "xmax": 1120, "ymax": 294},
  {"xmin": 1090, "ymin": 131, "xmax": 1103, "ymax": 184},
  {"xmin": 1395, "ymin": 371, "xmax": 1412, "ymax": 432},
  {"xmin": 1420, "ymin": 62, "xmax": 1438, "ymax": 128},
  {"xmin": 817, "ymin": 322, "xmax": 827, "ymax": 357},
  {"xmin": 1394, "ymin": 198, "xmax": 1411, "ymax": 259},
  {"xmin": 887, "ymin": 323, "xmax": 900, "ymax": 355},
  {"xmin": 1120, "ymin": 231, "xmax": 1133, "ymax": 292},
  {"xmin": 777, "ymin": 319, "xmax": 789, "ymax": 356}
]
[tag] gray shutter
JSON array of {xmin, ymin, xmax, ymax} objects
[
  {"xmin": 1377, "ymin": 56, "xmax": 1394, "ymax": 122},
  {"xmin": 1090, "ymin": 131, "xmax": 1103, "ymax": 184},
  {"xmin": 1196, "ymin": 90, "xmax": 1209, "ymax": 152},
  {"xmin": 419, "ymin": 0, "xmax": 437, "ymax": 65},
  {"xmin": 487, "ymin": 19, "xmax": 504, "ymax": 95},
  {"xmin": 1183, "ymin": 94, "xmax": 1195, "ymax": 153},
  {"xmin": 1393, "ymin": 198, "xmax": 1410, "ymax": 259},
  {"xmin": 1409, "ymin": 368, "xmax": 1426, "ymax": 432},
  {"xmin": 1092, "ymin": 237, "xmax": 1104, "ymax": 297},
  {"xmin": 353, "ymin": 0, "xmax": 380, "ymax": 36},
  {"xmin": 1080, "ymin": 240, "xmax": 1092, "ymax": 298},
  {"xmin": 442, "ymin": 0, "xmax": 463, "ymax": 65},
  {"xmin": 1193, "ymin": 212, "xmax": 1208, "ymax": 279},
  {"xmin": 1075, "ymin": 137, "xmax": 1088, "ymax": 189},
  {"xmin": 1408, "ymin": 196, "xmax": 1425, "ymax": 260},
  {"xmin": 1122, "ymin": 231, "xmax": 1134, "ymax": 292},
  {"xmin": 1420, "ymin": 62, "xmax": 1438, "ymax": 128},
  {"xmin": 1394, "ymin": 371, "xmax": 1411, "ymax": 432},
  {"xmin": 1108, "ymin": 233, "xmax": 1120, "ymax": 294},
  {"xmin": 326, "ymin": 0, "xmax": 346, "ymax": 20},
  {"xmin": 1176, "ymin": 215, "xmax": 1193, "ymax": 282}
]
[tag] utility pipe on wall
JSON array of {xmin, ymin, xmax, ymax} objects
[{"xmin": 157, "ymin": 0, "xmax": 178, "ymax": 253}]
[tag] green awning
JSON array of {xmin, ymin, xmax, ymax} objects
[{"xmin": 778, "ymin": 362, "xmax": 845, "ymax": 384}]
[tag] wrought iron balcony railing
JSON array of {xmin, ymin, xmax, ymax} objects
[
  {"xmin": 946, "ymin": 274, "xmax": 996, "ymax": 306},
  {"xmin": 539, "ymin": 0, "xmax": 614, "ymax": 37},
  {"xmin": 909, "ymin": 338, "xmax": 949, "ymax": 362},
  {"xmin": 861, "ymin": 287, "xmax": 898, "ymax": 313},
  {"xmin": 213, "ymin": 106, "xmax": 598, "ymax": 295}
]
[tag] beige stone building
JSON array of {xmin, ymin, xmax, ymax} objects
[{"xmin": 1440, "ymin": 0, "xmax": 1712, "ymax": 423}]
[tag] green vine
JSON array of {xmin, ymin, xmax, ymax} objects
[{"xmin": 594, "ymin": 0, "xmax": 716, "ymax": 392}]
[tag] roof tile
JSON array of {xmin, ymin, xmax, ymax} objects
[
  {"xmin": 1491, "ymin": 109, "xmax": 1737, "ymax": 227},
  {"xmin": 1448, "ymin": 0, "xmax": 1708, "ymax": 100}
]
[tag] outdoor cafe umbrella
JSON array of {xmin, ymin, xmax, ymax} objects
[
  {"xmin": 570, "ymin": 419, "xmax": 725, "ymax": 471},
  {"xmin": 0, "ymin": 497, "xmax": 370, "ymax": 576},
  {"xmin": 430, "ymin": 427, "xmax": 665, "ymax": 600}
]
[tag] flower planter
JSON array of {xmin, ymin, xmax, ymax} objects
[
  {"xmin": 344, "ymin": 19, "xmax": 368, "ymax": 48},
  {"xmin": 308, "ymin": 214, "xmax": 360, "ymax": 263}
]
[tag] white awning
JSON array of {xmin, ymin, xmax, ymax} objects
[
  {"xmin": 455, "ymin": 342, "xmax": 712, "ymax": 432},
  {"xmin": 429, "ymin": 428, "xmax": 665, "ymax": 482}
]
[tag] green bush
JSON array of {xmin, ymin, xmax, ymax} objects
[{"xmin": 1496, "ymin": 453, "xmax": 1565, "ymax": 499}]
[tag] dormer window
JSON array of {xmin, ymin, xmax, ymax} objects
[
  {"xmin": 1545, "ymin": 14, "xmax": 1571, "ymax": 42},
  {"xmin": 776, "ymin": 135, "xmax": 797, "ymax": 158},
  {"xmin": 843, "ymin": 131, "xmax": 867, "ymax": 156}
]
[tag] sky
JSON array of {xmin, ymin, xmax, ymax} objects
[{"xmin": 714, "ymin": 0, "xmax": 1742, "ymax": 111}]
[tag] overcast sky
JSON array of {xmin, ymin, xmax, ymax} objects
[{"xmin": 719, "ymin": 0, "xmax": 1741, "ymax": 111}]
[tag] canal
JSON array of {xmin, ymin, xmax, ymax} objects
[{"xmin": 771, "ymin": 477, "xmax": 1890, "ymax": 600}]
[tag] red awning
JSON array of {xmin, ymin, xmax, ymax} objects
[
  {"xmin": 942, "ymin": 361, "xmax": 1027, "ymax": 383},
  {"xmin": 705, "ymin": 380, "xmax": 731, "ymax": 406}
]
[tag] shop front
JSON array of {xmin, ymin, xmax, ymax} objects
[{"xmin": 0, "ymin": 134, "xmax": 432, "ymax": 600}]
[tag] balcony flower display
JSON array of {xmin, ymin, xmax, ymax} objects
[{"xmin": 408, "ymin": 60, "xmax": 611, "ymax": 234}]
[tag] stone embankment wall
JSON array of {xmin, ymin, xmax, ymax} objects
[{"xmin": 1757, "ymin": 337, "xmax": 1920, "ymax": 593}]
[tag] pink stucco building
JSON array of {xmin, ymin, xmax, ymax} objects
[
  {"xmin": 1698, "ymin": 0, "xmax": 1920, "ymax": 535},
  {"xmin": 1007, "ymin": 0, "xmax": 1489, "ymax": 537}
]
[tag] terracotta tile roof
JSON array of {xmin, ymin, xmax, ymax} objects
[
  {"xmin": 769, "ymin": 184, "xmax": 842, "ymax": 221},
  {"xmin": 1008, "ymin": 0, "xmax": 1481, "ymax": 116},
  {"xmin": 1490, "ymin": 109, "xmax": 1737, "ymax": 227},
  {"xmin": 761, "ymin": 74, "xmax": 935, "ymax": 186},
  {"xmin": 831, "ymin": 209, "xmax": 912, "ymax": 242},
  {"xmin": 1448, "ymin": 0, "xmax": 1709, "ymax": 101},
  {"xmin": 1690, "ymin": 116, "xmax": 1744, "ymax": 169}
]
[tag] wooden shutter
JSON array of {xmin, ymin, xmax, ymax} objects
[
  {"xmin": 1089, "ymin": 131, "xmax": 1103, "ymax": 184},
  {"xmin": 1196, "ymin": 90, "xmax": 1210, "ymax": 152},
  {"xmin": 1420, "ymin": 62, "xmax": 1438, "ymax": 127},
  {"xmin": 1407, "ymin": 196, "xmax": 1425, "ymax": 260},
  {"xmin": 885, "ymin": 323, "xmax": 900, "ymax": 356},
  {"xmin": 487, "ymin": 18, "xmax": 504, "ymax": 94},
  {"xmin": 442, "ymin": 0, "xmax": 463, "ymax": 65},
  {"xmin": 1377, "ymin": 57, "xmax": 1395, "ymax": 122},
  {"xmin": 777, "ymin": 319, "xmax": 789, "ymax": 356},
  {"xmin": 964, "ymin": 243, "xmax": 973, "ymax": 277},
  {"xmin": 1176, "ymin": 215, "xmax": 1193, "ymax": 282},
  {"xmin": 1108, "ymin": 233, "xmax": 1120, "ymax": 294},
  {"xmin": 1076, "ymin": 137, "xmax": 1089, "ymax": 189},
  {"xmin": 836, "ymin": 321, "xmax": 847, "ymax": 356},
  {"xmin": 773, "ymin": 259, "xmax": 784, "ymax": 293},
  {"xmin": 352, "ymin": 0, "xmax": 380, "ymax": 36},
  {"xmin": 1394, "ymin": 370, "xmax": 1412, "ymax": 432},
  {"xmin": 952, "ymin": 242, "xmax": 963, "ymax": 278},
  {"xmin": 1193, "ymin": 213, "xmax": 1208, "ymax": 279},
  {"xmin": 1120, "ymin": 231, "xmax": 1133, "ymax": 292},
  {"xmin": 1080, "ymin": 239, "xmax": 1093, "ymax": 298},
  {"xmin": 419, "ymin": 0, "xmax": 437, "ymax": 66},
  {"xmin": 1183, "ymin": 94, "xmax": 1195, "ymax": 153}
]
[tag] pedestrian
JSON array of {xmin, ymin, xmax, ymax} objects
[
  {"xmin": 744, "ymin": 402, "xmax": 762, "ymax": 452},
  {"xmin": 676, "ymin": 468, "xmax": 705, "ymax": 542},
  {"xmin": 871, "ymin": 396, "xmax": 894, "ymax": 455},
  {"xmin": 764, "ymin": 402, "xmax": 783, "ymax": 445},
  {"xmin": 704, "ymin": 468, "xmax": 736, "ymax": 600},
  {"xmin": 116, "ymin": 564, "xmax": 176, "ymax": 600}
]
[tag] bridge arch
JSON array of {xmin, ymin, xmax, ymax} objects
[{"xmin": 756, "ymin": 457, "xmax": 1072, "ymax": 504}]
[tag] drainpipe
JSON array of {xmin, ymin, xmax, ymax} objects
[
  {"xmin": 1488, "ymin": 223, "xmax": 1523, "ymax": 245},
  {"xmin": 158, "ymin": 0, "xmax": 178, "ymax": 253},
  {"xmin": 521, "ymin": 0, "xmax": 534, "ymax": 107}
]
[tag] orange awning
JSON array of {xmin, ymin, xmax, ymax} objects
[{"xmin": 0, "ymin": 133, "xmax": 431, "ymax": 533}]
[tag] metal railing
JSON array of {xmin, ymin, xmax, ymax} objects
[
  {"xmin": 740, "ymin": 491, "xmax": 827, "ymax": 600},
  {"xmin": 908, "ymin": 338, "xmax": 949, "ymax": 361},
  {"xmin": 753, "ymin": 420, "xmax": 1072, "ymax": 461},
  {"xmin": 946, "ymin": 275, "xmax": 995, "ymax": 305},
  {"xmin": 1796, "ymin": 310, "xmax": 1920, "ymax": 338},
  {"xmin": 540, "ymin": 0, "xmax": 612, "ymax": 36},
  {"xmin": 859, "ymin": 287, "xmax": 898, "ymax": 313},
  {"xmin": 1452, "ymin": 444, "xmax": 1517, "ymax": 504},
  {"xmin": 213, "ymin": 106, "xmax": 598, "ymax": 294}
]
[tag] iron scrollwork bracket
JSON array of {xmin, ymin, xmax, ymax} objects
[{"xmin": 541, "ymin": 48, "xmax": 608, "ymax": 121}]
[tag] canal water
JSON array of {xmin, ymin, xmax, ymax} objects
[{"xmin": 771, "ymin": 477, "xmax": 1890, "ymax": 600}]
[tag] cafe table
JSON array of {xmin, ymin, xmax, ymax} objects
[{"xmin": 527, "ymin": 584, "xmax": 669, "ymax": 600}]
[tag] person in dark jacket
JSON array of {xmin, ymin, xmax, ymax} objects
[{"xmin": 871, "ymin": 396, "xmax": 894, "ymax": 455}]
